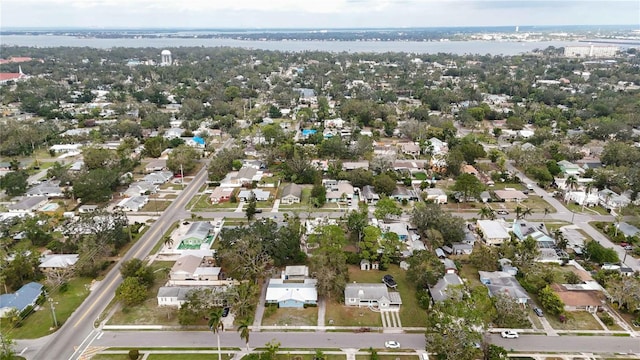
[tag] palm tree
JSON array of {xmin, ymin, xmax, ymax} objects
[
  {"xmin": 565, "ymin": 175, "xmax": 578, "ymax": 203},
  {"xmin": 614, "ymin": 212, "xmax": 624, "ymax": 237},
  {"xmin": 553, "ymin": 229, "xmax": 568, "ymax": 250},
  {"xmin": 208, "ymin": 308, "xmax": 224, "ymax": 360},
  {"xmin": 521, "ymin": 207, "xmax": 533, "ymax": 220},
  {"xmin": 163, "ymin": 235, "xmax": 173, "ymax": 249},
  {"xmin": 582, "ymin": 182, "xmax": 594, "ymax": 213},
  {"xmin": 515, "ymin": 206, "xmax": 524, "ymax": 220},
  {"xmin": 237, "ymin": 318, "xmax": 251, "ymax": 351},
  {"xmin": 543, "ymin": 207, "xmax": 550, "ymax": 220},
  {"xmin": 477, "ymin": 206, "xmax": 496, "ymax": 220}
]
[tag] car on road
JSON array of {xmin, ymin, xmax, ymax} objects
[
  {"xmin": 255, "ymin": 209, "xmax": 263, "ymax": 213},
  {"xmin": 497, "ymin": 210, "xmax": 509, "ymax": 215},
  {"xmin": 623, "ymin": 245, "xmax": 633, "ymax": 251},
  {"xmin": 533, "ymin": 307, "xmax": 544, "ymax": 317},
  {"xmin": 382, "ymin": 274, "xmax": 397, "ymax": 288},
  {"xmin": 384, "ymin": 340, "xmax": 400, "ymax": 349},
  {"xmin": 501, "ymin": 331, "xmax": 519, "ymax": 339}
]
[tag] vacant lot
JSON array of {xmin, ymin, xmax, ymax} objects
[
  {"xmin": 347, "ymin": 265, "xmax": 427, "ymax": 327},
  {"xmin": 546, "ymin": 311, "xmax": 603, "ymax": 331},
  {"xmin": 141, "ymin": 200, "xmax": 171, "ymax": 212},
  {"xmin": 262, "ymin": 306, "xmax": 318, "ymax": 326},
  {"xmin": 107, "ymin": 261, "xmax": 178, "ymax": 326},
  {"xmin": 324, "ymin": 299, "xmax": 382, "ymax": 327}
]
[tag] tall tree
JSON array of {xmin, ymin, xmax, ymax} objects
[
  {"xmin": 373, "ymin": 197, "xmax": 402, "ymax": 222},
  {"xmin": 453, "ymin": 173, "xmax": 485, "ymax": 202},
  {"xmin": 237, "ymin": 318, "xmax": 252, "ymax": 351},
  {"xmin": 208, "ymin": 308, "xmax": 224, "ymax": 360},
  {"xmin": 167, "ymin": 144, "xmax": 200, "ymax": 174},
  {"xmin": 0, "ymin": 171, "xmax": 28, "ymax": 196}
]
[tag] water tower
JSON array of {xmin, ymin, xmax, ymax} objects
[{"xmin": 160, "ymin": 49, "xmax": 172, "ymax": 66}]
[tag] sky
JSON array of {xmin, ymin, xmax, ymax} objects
[{"xmin": 1, "ymin": 0, "xmax": 638, "ymax": 29}]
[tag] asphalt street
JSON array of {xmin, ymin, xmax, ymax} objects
[{"xmin": 31, "ymin": 164, "xmax": 209, "ymax": 360}]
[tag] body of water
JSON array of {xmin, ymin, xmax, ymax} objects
[{"xmin": 0, "ymin": 35, "xmax": 587, "ymax": 55}]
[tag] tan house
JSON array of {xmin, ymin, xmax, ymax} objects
[
  {"xmin": 168, "ymin": 255, "xmax": 222, "ymax": 285},
  {"xmin": 551, "ymin": 284, "xmax": 603, "ymax": 314},
  {"xmin": 280, "ymin": 184, "xmax": 302, "ymax": 205}
]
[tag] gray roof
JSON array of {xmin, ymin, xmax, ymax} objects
[
  {"xmin": 8, "ymin": 196, "xmax": 47, "ymax": 211},
  {"xmin": 618, "ymin": 222, "xmax": 640, "ymax": 238},
  {"xmin": 0, "ymin": 282, "xmax": 43, "ymax": 313},
  {"xmin": 362, "ymin": 185, "xmax": 380, "ymax": 201},
  {"xmin": 120, "ymin": 196, "xmax": 148, "ymax": 211},
  {"xmin": 143, "ymin": 171, "xmax": 173, "ymax": 184},
  {"xmin": 184, "ymin": 222, "xmax": 213, "ymax": 240},
  {"xmin": 429, "ymin": 273, "xmax": 464, "ymax": 302},
  {"xmin": 26, "ymin": 181, "xmax": 63, "ymax": 197},
  {"xmin": 281, "ymin": 183, "xmax": 302, "ymax": 198},
  {"xmin": 479, "ymin": 271, "xmax": 530, "ymax": 302},
  {"xmin": 345, "ymin": 283, "xmax": 392, "ymax": 302},
  {"xmin": 157, "ymin": 286, "xmax": 224, "ymax": 301},
  {"xmin": 39, "ymin": 254, "xmax": 79, "ymax": 269}
]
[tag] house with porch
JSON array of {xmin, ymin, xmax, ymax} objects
[
  {"xmin": 479, "ymin": 271, "xmax": 530, "ymax": 304},
  {"xmin": 209, "ymin": 187, "xmax": 234, "ymax": 204},
  {"xmin": 429, "ymin": 273, "xmax": 464, "ymax": 304},
  {"xmin": 280, "ymin": 184, "xmax": 302, "ymax": 205},
  {"xmin": 0, "ymin": 282, "xmax": 43, "ymax": 317},
  {"xmin": 344, "ymin": 283, "xmax": 402, "ymax": 311},
  {"xmin": 361, "ymin": 185, "xmax": 380, "ymax": 205},
  {"xmin": 476, "ymin": 220, "xmax": 511, "ymax": 246},
  {"xmin": 551, "ymin": 284, "xmax": 602, "ymax": 313},
  {"xmin": 265, "ymin": 277, "xmax": 318, "ymax": 308},
  {"xmin": 424, "ymin": 188, "xmax": 447, "ymax": 204}
]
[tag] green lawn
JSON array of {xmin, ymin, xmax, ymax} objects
[
  {"xmin": 189, "ymin": 194, "xmax": 238, "ymax": 211},
  {"xmin": 148, "ymin": 355, "xmax": 233, "ymax": 360},
  {"xmin": 413, "ymin": 172, "xmax": 427, "ymax": 181},
  {"xmin": 324, "ymin": 299, "xmax": 382, "ymax": 327},
  {"xmin": 107, "ymin": 262, "xmax": 177, "ymax": 326},
  {"xmin": 141, "ymin": 200, "xmax": 171, "ymax": 212},
  {"xmin": 347, "ymin": 265, "xmax": 427, "ymax": 327},
  {"xmin": 565, "ymin": 203, "xmax": 609, "ymax": 215},
  {"xmin": 262, "ymin": 307, "xmax": 318, "ymax": 326},
  {"xmin": 545, "ymin": 311, "xmax": 603, "ymax": 331},
  {"xmin": 356, "ymin": 356, "xmax": 419, "ymax": 360},
  {"xmin": 1, "ymin": 277, "xmax": 92, "ymax": 339}
]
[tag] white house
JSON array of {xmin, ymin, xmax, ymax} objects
[
  {"xmin": 7, "ymin": 196, "xmax": 47, "ymax": 213},
  {"xmin": 117, "ymin": 196, "xmax": 148, "ymax": 212},
  {"xmin": 280, "ymin": 184, "xmax": 302, "ymax": 205},
  {"xmin": 265, "ymin": 278, "xmax": 318, "ymax": 308},
  {"xmin": 424, "ymin": 188, "xmax": 447, "ymax": 204},
  {"xmin": 344, "ymin": 283, "xmax": 402, "ymax": 311},
  {"xmin": 238, "ymin": 189, "xmax": 271, "ymax": 202},
  {"xmin": 142, "ymin": 171, "xmax": 173, "ymax": 185},
  {"xmin": 476, "ymin": 220, "xmax": 511, "ymax": 246}
]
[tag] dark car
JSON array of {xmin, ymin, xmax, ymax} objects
[
  {"xmin": 221, "ymin": 307, "xmax": 230, "ymax": 317},
  {"xmin": 382, "ymin": 274, "xmax": 397, "ymax": 288},
  {"xmin": 255, "ymin": 209, "xmax": 263, "ymax": 213},
  {"xmin": 533, "ymin": 307, "xmax": 544, "ymax": 317}
]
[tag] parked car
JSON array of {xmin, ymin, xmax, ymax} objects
[
  {"xmin": 500, "ymin": 331, "xmax": 519, "ymax": 339},
  {"xmin": 623, "ymin": 245, "xmax": 633, "ymax": 251},
  {"xmin": 533, "ymin": 308, "xmax": 544, "ymax": 317},
  {"xmin": 255, "ymin": 209, "xmax": 263, "ymax": 213},
  {"xmin": 382, "ymin": 274, "xmax": 397, "ymax": 288},
  {"xmin": 221, "ymin": 307, "xmax": 230, "ymax": 317},
  {"xmin": 384, "ymin": 340, "xmax": 400, "ymax": 349},
  {"xmin": 497, "ymin": 210, "xmax": 509, "ymax": 215}
]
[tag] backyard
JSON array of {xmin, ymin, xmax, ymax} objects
[
  {"xmin": 261, "ymin": 306, "xmax": 318, "ymax": 326},
  {"xmin": 347, "ymin": 264, "xmax": 427, "ymax": 327}
]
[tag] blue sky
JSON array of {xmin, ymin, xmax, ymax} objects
[{"xmin": 1, "ymin": 0, "xmax": 638, "ymax": 29}]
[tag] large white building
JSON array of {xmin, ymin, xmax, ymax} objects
[{"xmin": 564, "ymin": 45, "xmax": 618, "ymax": 58}]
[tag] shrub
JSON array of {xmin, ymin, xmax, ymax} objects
[
  {"xmin": 128, "ymin": 349, "xmax": 140, "ymax": 360},
  {"xmin": 598, "ymin": 312, "xmax": 615, "ymax": 326}
]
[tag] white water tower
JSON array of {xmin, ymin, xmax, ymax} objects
[{"xmin": 161, "ymin": 49, "xmax": 172, "ymax": 66}]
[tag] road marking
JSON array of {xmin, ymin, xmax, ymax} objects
[
  {"xmin": 97, "ymin": 331, "xmax": 104, "ymax": 340},
  {"xmin": 73, "ymin": 275, "xmax": 119, "ymax": 327}
]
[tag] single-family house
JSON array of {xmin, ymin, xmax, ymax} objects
[
  {"xmin": 382, "ymin": 222, "xmax": 410, "ymax": 241},
  {"xmin": 618, "ymin": 222, "xmax": 640, "ymax": 238},
  {"xmin": 550, "ymin": 284, "xmax": 602, "ymax": 313},
  {"xmin": 361, "ymin": 185, "xmax": 380, "ymax": 205},
  {"xmin": 442, "ymin": 258, "xmax": 457, "ymax": 274},
  {"xmin": 26, "ymin": 181, "xmax": 64, "ymax": 198},
  {"xmin": 180, "ymin": 222, "xmax": 214, "ymax": 246},
  {"xmin": 7, "ymin": 196, "xmax": 47, "ymax": 213},
  {"xmin": 325, "ymin": 181, "xmax": 354, "ymax": 203},
  {"xmin": 163, "ymin": 127, "xmax": 185, "ymax": 139},
  {"xmin": 124, "ymin": 181, "xmax": 158, "ymax": 197},
  {"xmin": 238, "ymin": 189, "xmax": 271, "ymax": 202},
  {"xmin": 142, "ymin": 171, "xmax": 173, "ymax": 185},
  {"xmin": 282, "ymin": 266, "xmax": 309, "ymax": 281},
  {"xmin": 342, "ymin": 161, "xmax": 369, "ymax": 171},
  {"xmin": 598, "ymin": 189, "xmax": 631, "ymax": 210},
  {"xmin": 479, "ymin": 271, "xmax": 530, "ymax": 304},
  {"xmin": 145, "ymin": 159, "xmax": 167, "ymax": 172},
  {"xmin": 209, "ymin": 187, "xmax": 234, "ymax": 204},
  {"xmin": 391, "ymin": 186, "xmax": 419, "ymax": 202},
  {"xmin": 494, "ymin": 189, "xmax": 528, "ymax": 202},
  {"xmin": 424, "ymin": 188, "xmax": 447, "ymax": 204},
  {"xmin": 69, "ymin": 161, "xmax": 85, "ymax": 172},
  {"xmin": 461, "ymin": 165, "xmax": 479, "ymax": 176},
  {"xmin": 324, "ymin": 118, "xmax": 345, "ymax": 128},
  {"xmin": 476, "ymin": 220, "xmax": 511, "ymax": 246},
  {"xmin": 451, "ymin": 242, "xmax": 473, "ymax": 255},
  {"xmin": 344, "ymin": 283, "xmax": 402, "ymax": 311},
  {"xmin": 557, "ymin": 160, "xmax": 584, "ymax": 177},
  {"xmin": 78, "ymin": 205, "xmax": 98, "ymax": 213},
  {"xmin": 157, "ymin": 286, "xmax": 226, "ymax": 308},
  {"xmin": 265, "ymin": 278, "xmax": 318, "ymax": 308},
  {"xmin": 117, "ymin": 196, "xmax": 148, "ymax": 212},
  {"xmin": 169, "ymin": 255, "xmax": 221, "ymax": 283},
  {"xmin": 0, "ymin": 282, "xmax": 43, "ymax": 317},
  {"xmin": 400, "ymin": 142, "xmax": 420, "ymax": 157},
  {"xmin": 49, "ymin": 144, "xmax": 82, "ymax": 154},
  {"xmin": 429, "ymin": 273, "xmax": 464, "ymax": 303},
  {"xmin": 39, "ymin": 254, "xmax": 79, "ymax": 273},
  {"xmin": 280, "ymin": 184, "xmax": 302, "ymax": 205},
  {"xmin": 480, "ymin": 191, "xmax": 492, "ymax": 203}
]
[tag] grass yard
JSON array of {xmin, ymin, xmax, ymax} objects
[
  {"xmin": 347, "ymin": 265, "xmax": 427, "ymax": 327},
  {"xmin": 324, "ymin": 299, "xmax": 382, "ymax": 327},
  {"xmin": 148, "ymin": 355, "xmax": 233, "ymax": 360},
  {"xmin": 565, "ymin": 203, "xmax": 609, "ymax": 215},
  {"xmin": 1, "ymin": 277, "xmax": 92, "ymax": 339},
  {"xmin": 356, "ymin": 355, "xmax": 419, "ymax": 360},
  {"xmin": 546, "ymin": 311, "xmax": 603, "ymax": 331},
  {"xmin": 258, "ymin": 355, "xmax": 344, "ymax": 360},
  {"xmin": 141, "ymin": 200, "xmax": 171, "ymax": 212},
  {"xmin": 413, "ymin": 172, "xmax": 428, "ymax": 181},
  {"xmin": 261, "ymin": 306, "xmax": 318, "ymax": 326},
  {"xmin": 91, "ymin": 355, "xmax": 129, "ymax": 360},
  {"xmin": 107, "ymin": 261, "xmax": 178, "ymax": 326}
]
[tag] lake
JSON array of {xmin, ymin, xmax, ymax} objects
[{"xmin": 0, "ymin": 35, "xmax": 584, "ymax": 55}]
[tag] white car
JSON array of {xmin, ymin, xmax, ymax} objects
[
  {"xmin": 500, "ymin": 331, "xmax": 519, "ymax": 339},
  {"xmin": 384, "ymin": 340, "xmax": 401, "ymax": 349}
]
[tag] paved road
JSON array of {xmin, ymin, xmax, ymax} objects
[
  {"xmin": 87, "ymin": 331, "xmax": 640, "ymax": 354},
  {"xmin": 31, "ymin": 165, "xmax": 210, "ymax": 360}
]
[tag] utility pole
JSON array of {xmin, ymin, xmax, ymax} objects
[
  {"xmin": 48, "ymin": 293, "xmax": 58, "ymax": 328},
  {"xmin": 180, "ymin": 164, "xmax": 184, "ymax": 190}
]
